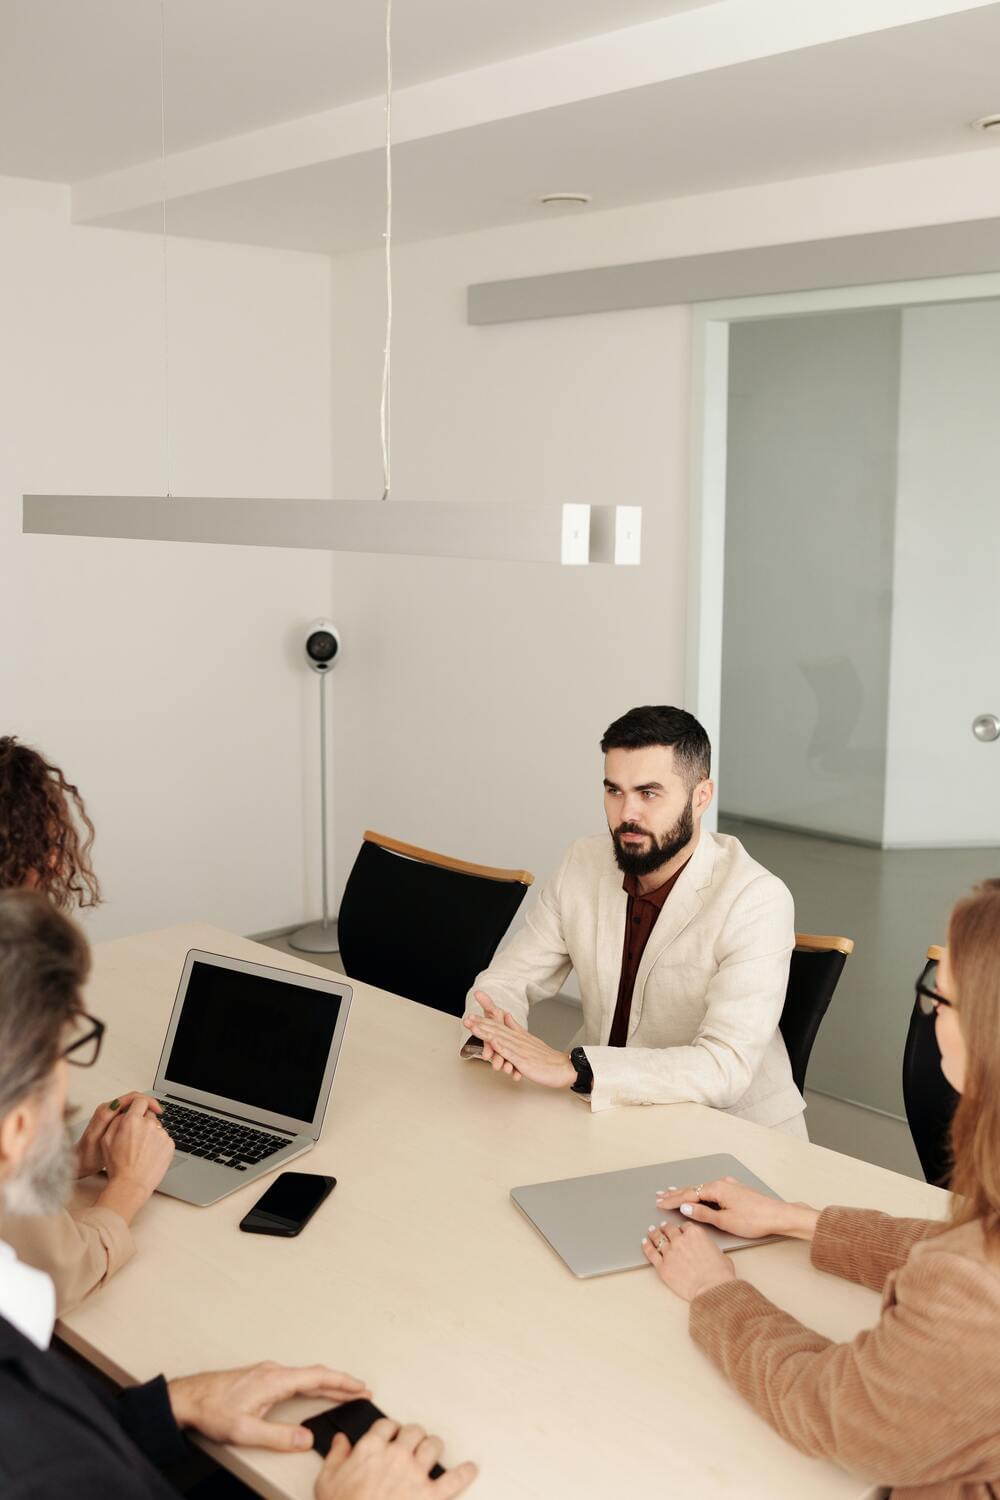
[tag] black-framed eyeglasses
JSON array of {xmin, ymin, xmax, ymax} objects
[
  {"xmin": 915, "ymin": 959, "xmax": 955, "ymax": 1017},
  {"xmin": 60, "ymin": 1011, "xmax": 105, "ymax": 1068}
]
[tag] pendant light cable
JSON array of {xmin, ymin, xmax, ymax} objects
[
  {"xmin": 159, "ymin": 0, "xmax": 172, "ymax": 498},
  {"xmin": 379, "ymin": 0, "xmax": 392, "ymax": 501}
]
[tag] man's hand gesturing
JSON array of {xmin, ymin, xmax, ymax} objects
[{"xmin": 462, "ymin": 992, "xmax": 575, "ymax": 1090}]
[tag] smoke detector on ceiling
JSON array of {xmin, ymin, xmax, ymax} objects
[
  {"xmin": 540, "ymin": 193, "xmax": 592, "ymax": 207},
  {"xmin": 970, "ymin": 114, "xmax": 1000, "ymax": 133}
]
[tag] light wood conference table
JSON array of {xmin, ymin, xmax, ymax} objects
[{"xmin": 60, "ymin": 923, "xmax": 949, "ymax": 1500}]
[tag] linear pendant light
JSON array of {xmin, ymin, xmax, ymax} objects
[
  {"xmin": 21, "ymin": 2, "xmax": 641, "ymax": 568},
  {"xmin": 22, "ymin": 494, "xmax": 642, "ymax": 565}
]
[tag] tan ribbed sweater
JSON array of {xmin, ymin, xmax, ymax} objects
[
  {"xmin": 0, "ymin": 1199, "xmax": 134, "ymax": 1313},
  {"xmin": 691, "ymin": 1207, "xmax": 1000, "ymax": 1499}
]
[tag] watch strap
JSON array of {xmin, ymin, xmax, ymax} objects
[{"xmin": 570, "ymin": 1046, "xmax": 594, "ymax": 1095}]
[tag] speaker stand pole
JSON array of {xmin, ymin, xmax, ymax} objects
[{"xmin": 289, "ymin": 668, "xmax": 340, "ymax": 953}]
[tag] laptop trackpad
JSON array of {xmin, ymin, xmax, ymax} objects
[{"xmin": 156, "ymin": 1155, "xmax": 250, "ymax": 1206}]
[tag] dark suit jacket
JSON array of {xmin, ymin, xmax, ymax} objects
[{"xmin": 0, "ymin": 1312, "xmax": 188, "ymax": 1498}]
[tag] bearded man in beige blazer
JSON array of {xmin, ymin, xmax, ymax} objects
[{"xmin": 463, "ymin": 705, "xmax": 806, "ymax": 1137}]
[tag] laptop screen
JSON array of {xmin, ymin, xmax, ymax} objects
[{"xmin": 162, "ymin": 959, "xmax": 344, "ymax": 1125}]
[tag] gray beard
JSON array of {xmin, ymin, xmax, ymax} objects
[{"xmin": 4, "ymin": 1106, "xmax": 75, "ymax": 1217}]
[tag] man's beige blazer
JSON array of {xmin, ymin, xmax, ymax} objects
[{"xmin": 470, "ymin": 830, "xmax": 805, "ymax": 1129}]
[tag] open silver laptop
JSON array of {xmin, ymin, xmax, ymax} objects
[
  {"xmin": 510, "ymin": 1154, "xmax": 782, "ymax": 1278},
  {"xmin": 146, "ymin": 949, "xmax": 352, "ymax": 1206}
]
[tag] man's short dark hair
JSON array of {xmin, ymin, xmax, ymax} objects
[
  {"xmin": 0, "ymin": 890, "xmax": 88, "ymax": 1118},
  {"xmin": 600, "ymin": 706, "xmax": 711, "ymax": 788}
]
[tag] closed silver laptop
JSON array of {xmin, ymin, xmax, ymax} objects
[
  {"xmin": 511, "ymin": 1154, "xmax": 782, "ymax": 1278},
  {"xmin": 148, "ymin": 949, "xmax": 352, "ymax": 1207}
]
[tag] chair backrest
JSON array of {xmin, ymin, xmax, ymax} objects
[
  {"xmin": 337, "ymin": 831, "xmax": 533, "ymax": 1018},
  {"xmin": 902, "ymin": 943, "xmax": 959, "ymax": 1187},
  {"xmin": 778, "ymin": 934, "xmax": 854, "ymax": 1094}
]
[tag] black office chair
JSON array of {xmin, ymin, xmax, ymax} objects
[
  {"xmin": 778, "ymin": 934, "xmax": 854, "ymax": 1094},
  {"xmin": 902, "ymin": 944, "xmax": 959, "ymax": 1187},
  {"xmin": 337, "ymin": 830, "xmax": 533, "ymax": 1018}
]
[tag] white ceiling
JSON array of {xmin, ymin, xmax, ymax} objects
[
  {"xmin": 0, "ymin": 0, "xmax": 714, "ymax": 181},
  {"xmin": 3, "ymin": 0, "xmax": 1000, "ymax": 253},
  {"xmin": 89, "ymin": 4, "xmax": 1000, "ymax": 255}
]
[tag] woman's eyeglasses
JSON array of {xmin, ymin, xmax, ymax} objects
[
  {"xmin": 915, "ymin": 959, "xmax": 955, "ymax": 1017},
  {"xmin": 60, "ymin": 1011, "xmax": 105, "ymax": 1068}
]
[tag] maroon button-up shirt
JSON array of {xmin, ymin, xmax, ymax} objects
[{"xmin": 607, "ymin": 860, "xmax": 690, "ymax": 1048}]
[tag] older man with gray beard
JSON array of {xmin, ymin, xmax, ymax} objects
[{"xmin": 0, "ymin": 890, "xmax": 477, "ymax": 1500}]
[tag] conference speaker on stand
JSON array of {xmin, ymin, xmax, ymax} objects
[{"xmin": 289, "ymin": 620, "xmax": 341, "ymax": 954}]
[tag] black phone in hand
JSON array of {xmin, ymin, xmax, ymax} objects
[
  {"xmin": 238, "ymin": 1171, "xmax": 336, "ymax": 1237},
  {"xmin": 304, "ymin": 1399, "xmax": 445, "ymax": 1479}
]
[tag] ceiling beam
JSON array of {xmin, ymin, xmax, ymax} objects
[
  {"xmin": 71, "ymin": 0, "xmax": 993, "ymax": 232},
  {"xmin": 469, "ymin": 214, "xmax": 1000, "ymax": 324}
]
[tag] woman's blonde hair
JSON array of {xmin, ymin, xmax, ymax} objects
[{"xmin": 947, "ymin": 878, "xmax": 1000, "ymax": 1245}]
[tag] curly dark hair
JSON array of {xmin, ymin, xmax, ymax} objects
[{"xmin": 0, "ymin": 737, "xmax": 101, "ymax": 910}]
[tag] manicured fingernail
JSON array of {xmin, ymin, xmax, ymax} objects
[
  {"xmin": 680, "ymin": 1203, "xmax": 694, "ymax": 1216},
  {"xmin": 108, "ymin": 1098, "xmax": 121, "ymax": 1111},
  {"xmin": 648, "ymin": 1224, "xmax": 657, "ymax": 1233},
  {"xmin": 294, "ymin": 1429, "xmax": 312, "ymax": 1449}
]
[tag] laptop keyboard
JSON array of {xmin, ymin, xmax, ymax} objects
[{"xmin": 156, "ymin": 1100, "xmax": 290, "ymax": 1171}]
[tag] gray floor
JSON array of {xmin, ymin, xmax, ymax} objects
[{"xmin": 259, "ymin": 931, "xmax": 925, "ymax": 1180}]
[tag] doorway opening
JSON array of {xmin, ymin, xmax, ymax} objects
[{"xmin": 687, "ymin": 274, "xmax": 1000, "ymax": 1174}]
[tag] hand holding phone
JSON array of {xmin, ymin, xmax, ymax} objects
[
  {"xmin": 239, "ymin": 1171, "xmax": 336, "ymax": 1237},
  {"xmin": 305, "ymin": 1399, "xmax": 445, "ymax": 1479}
]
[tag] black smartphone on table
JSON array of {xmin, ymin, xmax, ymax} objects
[{"xmin": 239, "ymin": 1171, "xmax": 336, "ymax": 1237}]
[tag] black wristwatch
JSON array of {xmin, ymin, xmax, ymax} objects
[{"xmin": 570, "ymin": 1046, "xmax": 594, "ymax": 1096}]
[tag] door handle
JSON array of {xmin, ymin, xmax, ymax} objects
[{"xmin": 972, "ymin": 714, "xmax": 1000, "ymax": 743}]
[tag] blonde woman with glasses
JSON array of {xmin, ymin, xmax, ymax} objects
[{"xmin": 645, "ymin": 879, "xmax": 1000, "ymax": 1500}]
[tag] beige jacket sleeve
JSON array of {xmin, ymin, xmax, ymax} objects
[
  {"xmin": 0, "ymin": 1203, "xmax": 135, "ymax": 1314},
  {"xmin": 587, "ymin": 874, "xmax": 794, "ymax": 1111},
  {"xmin": 809, "ymin": 1206, "xmax": 942, "ymax": 1292},
  {"xmin": 466, "ymin": 851, "xmax": 574, "ymax": 1027},
  {"xmin": 689, "ymin": 1219, "xmax": 1000, "ymax": 1488}
]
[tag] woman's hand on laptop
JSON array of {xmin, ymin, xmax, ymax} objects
[
  {"xmin": 94, "ymin": 1095, "xmax": 175, "ymax": 1223},
  {"xmin": 315, "ymin": 1417, "xmax": 478, "ymax": 1499},
  {"xmin": 655, "ymin": 1178, "xmax": 819, "ymax": 1243},
  {"xmin": 75, "ymin": 1091, "xmax": 163, "ymax": 1179},
  {"xmin": 642, "ymin": 1221, "xmax": 736, "ymax": 1302},
  {"xmin": 168, "ymin": 1361, "xmax": 371, "ymax": 1452}
]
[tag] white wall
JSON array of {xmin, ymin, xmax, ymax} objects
[
  {"xmin": 324, "ymin": 155, "xmax": 1000, "ymax": 895},
  {"xmin": 719, "ymin": 310, "xmax": 901, "ymax": 842},
  {"xmin": 328, "ymin": 243, "xmax": 690, "ymax": 893},
  {"xmin": 0, "ymin": 176, "xmax": 334, "ymax": 941},
  {"xmin": 884, "ymin": 300, "xmax": 1000, "ymax": 846}
]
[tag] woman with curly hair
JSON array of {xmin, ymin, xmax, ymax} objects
[
  {"xmin": 647, "ymin": 878, "xmax": 1000, "ymax": 1499},
  {"xmin": 0, "ymin": 736, "xmax": 173, "ymax": 1311},
  {"xmin": 0, "ymin": 735, "xmax": 101, "ymax": 910}
]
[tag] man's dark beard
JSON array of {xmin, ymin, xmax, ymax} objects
[{"xmin": 611, "ymin": 796, "xmax": 694, "ymax": 878}]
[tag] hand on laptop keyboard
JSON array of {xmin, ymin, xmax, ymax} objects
[{"xmin": 157, "ymin": 1100, "xmax": 286, "ymax": 1170}]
